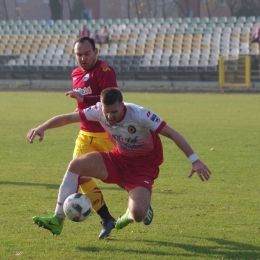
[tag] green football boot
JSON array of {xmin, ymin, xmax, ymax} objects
[
  {"xmin": 143, "ymin": 205, "xmax": 153, "ymax": 225},
  {"xmin": 115, "ymin": 208, "xmax": 134, "ymax": 230},
  {"xmin": 33, "ymin": 212, "xmax": 64, "ymax": 236}
]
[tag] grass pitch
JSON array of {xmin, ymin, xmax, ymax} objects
[{"xmin": 0, "ymin": 91, "xmax": 259, "ymax": 260}]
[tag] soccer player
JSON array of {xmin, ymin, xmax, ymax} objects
[
  {"xmin": 35, "ymin": 36, "xmax": 118, "ymax": 239},
  {"xmin": 27, "ymin": 88, "xmax": 211, "ymax": 234}
]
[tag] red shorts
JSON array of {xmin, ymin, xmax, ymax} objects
[{"xmin": 100, "ymin": 151, "xmax": 160, "ymax": 193}]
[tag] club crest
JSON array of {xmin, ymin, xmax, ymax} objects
[
  {"xmin": 83, "ymin": 74, "xmax": 90, "ymax": 81},
  {"xmin": 128, "ymin": 125, "xmax": 136, "ymax": 134}
]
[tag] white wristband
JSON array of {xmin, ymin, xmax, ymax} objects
[{"xmin": 189, "ymin": 153, "xmax": 199, "ymax": 163}]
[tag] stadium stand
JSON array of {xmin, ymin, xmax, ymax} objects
[{"xmin": 0, "ymin": 16, "xmax": 259, "ymax": 81}]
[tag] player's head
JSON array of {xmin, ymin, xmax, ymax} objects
[
  {"xmin": 101, "ymin": 88, "xmax": 124, "ymax": 126},
  {"xmin": 73, "ymin": 36, "xmax": 98, "ymax": 71}
]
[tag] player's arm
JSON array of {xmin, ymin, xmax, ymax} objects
[
  {"xmin": 159, "ymin": 124, "xmax": 211, "ymax": 181},
  {"xmin": 27, "ymin": 112, "xmax": 81, "ymax": 144},
  {"xmin": 65, "ymin": 90, "xmax": 100, "ymax": 105}
]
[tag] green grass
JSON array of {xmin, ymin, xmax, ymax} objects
[{"xmin": 0, "ymin": 92, "xmax": 259, "ymax": 260}]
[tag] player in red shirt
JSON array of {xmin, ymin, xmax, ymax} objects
[{"xmin": 33, "ymin": 37, "xmax": 118, "ymax": 239}]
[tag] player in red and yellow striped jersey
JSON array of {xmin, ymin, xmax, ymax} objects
[{"xmin": 32, "ymin": 37, "xmax": 118, "ymax": 239}]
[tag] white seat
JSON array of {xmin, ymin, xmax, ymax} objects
[
  {"xmin": 159, "ymin": 60, "xmax": 170, "ymax": 66},
  {"xmin": 240, "ymin": 43, "xmax": 249, "ymax": 49},
  {"xmin": 179, "ymin": 59, "xmax": 189, "ymax": 66},
  {"xmin": 44, "ymin": 53, "xmax": 53, "ymax": 60},
  {"xmin": 144, "ymin": 23, "xmax": 153, "ymax": 29},
  {"xmin": 180, "ymin": 53, "xmax": 190, "ymax": 61},
  {"xmin": 54, "ymin": 49, "xmax": 64, "ymax": 56},
  {"xmin": 42, "ymin": 59, "xmax": 51, "ymax": 65},
  {"xmin": 118, "ymin": 24, "xmax": 126, "ymax": 30},
  {"xmin": 198, "ymin": 59, "xmax": 208, "ymax": 66},
  {"xmin": 122, "ymin": 28, "xmax": 131, "ymax": 34},
  {"xmin": 140, "ymin": 60, "xmax": 151, "ymax": 66},
  {"xmin": 150, "ymin": 60, "xmax": 160, "ymax": 66},
  {"xmin": 107, "ymin": 49, "xmax": 117, "ymax": 55},
  {"xmin": 118, "ymin": 43, "xmax": 127, "ymax": 50},
  {"xmin": 147, "ymin": 33, "xmax": 156, "ymax": 39},
  {"xmin": 6, "ymin": 59, "xmax": 16, "ymax": 66},
  {"xmin": 223, "ymin": 27, "xmax": 232, "ymax": 34},
  {"xmin": 170, "ymin": 54, "xmax": 181, "ymax": 61},
  {"xmin": 170, "ymin": 60, "xmax": 179, "ymax": 66},
  {"xmin": 232, "ymin": 27, "xmax": 241, "ymax": 34},
  {"xmin": 135, "ymin": 23, "xmax": 144, "ymax": 29},
  {"xmin": 240, "ymin": 49, "xmax": 249, "ymax": 55},
  {"xmin": 230, "ymin": 48, "xmax": 239, "ymax": 56},
  {"xmin": 241, "ymin": 27, "xmax": 250, "ymax": 34},
  {"xmin": 33, "ymin": 60, "xmax": 42, "ymax": 65},
  {"xmin": 57, "ymin": 44, "xmax": 65, "ymax": 50},
  {"xmin": 98, "ymin": 49, "xmax": 108, "ymax": 55},
  {"xmin": 127, "ymin": 23, "xmax": 135, "ymax": 30},
  {"xmin": 131, "ymin": 28, "xmax": 140, "ymax": 34},
  {"xmin": 166, "ymin": 27, "xmax": 176, "ymax": 34}
]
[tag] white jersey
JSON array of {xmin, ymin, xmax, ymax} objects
[{"xmin": 80, "ymin": 102, "xmax": 166, "ymax": 165}]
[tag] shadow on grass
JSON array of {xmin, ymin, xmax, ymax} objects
[
  {"xmin": 77, "ymin": 237, "xmax": 260, "ymax": 259},
  {"xmin": 0, "ymin": 181, "xmax": 122, "ymax": 191}
]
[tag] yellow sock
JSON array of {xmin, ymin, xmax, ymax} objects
[{"xmin": 79, "ymin": 179, "xmax": 105, "ymax": 212}]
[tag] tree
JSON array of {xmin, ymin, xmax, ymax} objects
[
  {"xmin": 128, "ymin": 0, "xmax": 178, "ymax": 19},
  {"xmin": 235, "ymin": 0, "xmax": 259, "ymax": 17},
  {"xmin": 0, "ymin": 0, "xmax": 8, "ymax": 20},
  {"xmin": 222, "ymin": 0, "xmax": 240, "ymax": 16},
  {"xmin": 49, "ymin": 0, "xmax": 62, "ymax": 20},
  {"xmin": 71, "ymin": 0, "xmax": 85, "ymax": 19}
]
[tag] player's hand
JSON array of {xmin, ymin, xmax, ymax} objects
[
  {"xmin": 65, "ymin": 91, "xmax": 83, "ymax": 103},
  {"xmin": 26, "ymin": 127, "xmax": 45, "ymax": 143},
  {"xmin": 188, "ymin": 160, "xmax": 211, "ymax": 181}
]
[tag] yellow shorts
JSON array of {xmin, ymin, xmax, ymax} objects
[{"xmin": 73, "ymin": 130, "xmax": 114, "ymax": 158}]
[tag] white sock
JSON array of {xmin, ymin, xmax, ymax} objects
[
  {"xmin": 55, "ymin": 170, "xmax": 80, "ymax": 216},
  {"xmin": 128, "ymin": 210, "xmax": 134, "ymax": 220}
]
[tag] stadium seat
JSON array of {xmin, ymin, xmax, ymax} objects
[{"xmin": 161, "ymin": 18, "xmax": 171, "ymax": 25}]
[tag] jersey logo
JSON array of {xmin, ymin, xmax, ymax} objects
[
  {"xmin": 151, "ymin": 114, "xmax": 160, "ymax": 122},
  {"xmin": 73, "ymin": 77, "xmax": 77, "ymax": 80},
  {"xmin": 83, "ymin": 74, "xmax": 90, "ymax": 81},
  {"xmin": 77, "ymin": 86, "xmax": 92, "ymax": 95},
  {"xmin": 101, "ymin": 64, "xmax": 111, "ymax": 72},
  {"xmin": 128, "ymin": 125, "xmax": 136, "ymax": 134}
]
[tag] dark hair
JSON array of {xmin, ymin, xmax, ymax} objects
[
  {"xmin": 101, "ymin": 88, "xmax": 123, "ymax": 105},
  {"xmin": 73, "ymin": 36, "xmax": 95, "ymax": 50}
]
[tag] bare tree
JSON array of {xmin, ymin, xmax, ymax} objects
[
  {"xmin": 0, "ymin": 0, "xmax": 8, "ymax": 20},
  {"xmin": 223, "ymin": 0, "xmax": 241, "ymax": 16},
  {"xmin": 132, "ymin": 0, "xmax": 179, "ymax": 19},
  {"xmin": 49, "ymin": 0, "xmax": 62, "ymax": 20},
  {"xmin": 172, "ymin": 0, "xmax": 189, "ymax": 17},
  {"xmin": 205, "ymin": 0, "xmax": 211, "ymax": 18}
]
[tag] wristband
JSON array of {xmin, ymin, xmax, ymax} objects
[{"xmin": 189, "ymin": 153, "xmax": 199, "ymax": 163}]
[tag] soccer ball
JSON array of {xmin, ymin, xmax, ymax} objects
[{"xmin": 63, "ymin": 193, "xmax": 92, "ymax": 222}]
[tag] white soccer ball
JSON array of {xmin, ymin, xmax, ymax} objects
[{"xmin": 63, "ymin": 193, "xmax": 92, "ymax": 222}]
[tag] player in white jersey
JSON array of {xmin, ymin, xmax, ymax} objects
[{"xmin": 27, "ymin": 88, "xmax": 211, "ymax": 234}]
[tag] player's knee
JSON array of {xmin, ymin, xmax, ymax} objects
[
  {"xmin": 131, "ymin": 208, "xmax": 146, "ymax": 222},
  {"xmin": 68, "ymin": 157, "xmax": 85, "ymax": 174},
  {"xmin": 79, "ymin": 176, "xmax": 92, "ymax": 184}
]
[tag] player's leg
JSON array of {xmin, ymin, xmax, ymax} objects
[
  {"xmin": 74, "ymin": 132, "xmax": 116, "ymax": 238},
  {"xmin": 115, "ymin": 186, "xmax": 153, "ymax": 229},
  {"xmin": 79, "ymin": 176, "xmax": 115, "ymax": 238},
  {"xmin": 33, "ymin": 152, "xmax": 109, "ymax": 236},
  {"xmin": 33, "ymin": 168, "xmax": 80, "ymax": 235}
]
